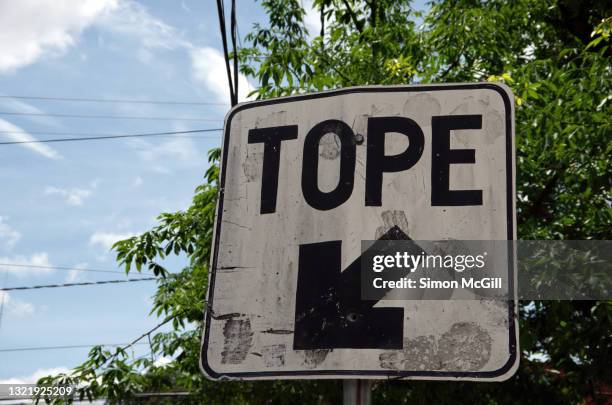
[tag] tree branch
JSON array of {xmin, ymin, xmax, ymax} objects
[
  {"xmin": 370, "ymin": 0, "xmax": 377, "ymax": 28},
  {"xmin": 341, "ymin": 0, "xmax": 362, "ymax": 33},
  {"xmin": 320, "ymin": 2, "xmax": 325, "ymax": 38},
  {"xmin": 438, "ymin": 44, "xmax": 464, "ymax": 80},
  {"xmin": 518, "ymin": 170, "xmax": 560, "ymax": 226},
  {"xmin": 314, "ymin": 49, "xmax": 354, "ymax": 85}
]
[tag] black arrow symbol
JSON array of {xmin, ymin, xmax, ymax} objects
[{"xmin": 293, "ymin": 226, "xmax": 424, "ymax": 350}]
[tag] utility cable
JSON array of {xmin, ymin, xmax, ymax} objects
[
  {"xmin": 216, "ymin": 0, "xmax": 237, "ymax": 106},
  {"xmin": 0, "ymin": 111, "xmax": 222, "ymax": 122},
  {"xmin": 0, "ymin": 342, "xmax": 149, "ymax": 353},
  {"xmin": 0, "ymin": 128, "xmax": 222, "ymax": 145},
  {"xmin": 0, "ymin": 129, "xmax": 220, "ymax": 139},
  {"xmin": 231, "ymin": 0, "xmax": 239, "ymax": 104},
  {"xmin": 1, "ymin": 277, "xmax": 156, "ymax": 292},
  {"xmin": 0, "ymin": 95, "xmax": 227, "ymax": 106},
  {"xmin": 0, "ymin": 262, "xmax": 151, "ymax": 276}
]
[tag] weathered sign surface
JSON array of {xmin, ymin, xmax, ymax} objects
[{"xmin": 200, "ymin": 84, "xmax": 518, "ymax": 381}]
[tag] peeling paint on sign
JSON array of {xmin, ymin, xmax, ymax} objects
[
  {"xmin": 221, "ymin": 318, "xmax": 253, "ymax": 364},
  {"xmin": 262, "ymin": 344, "xmax": 286, "ymax": 367},
  {"xmin": 379, "ymin": 322, "xmax": 492, "ymax": 372},
  {"xmin": 375, "ymin": 210, "xmax": 410, "ymax": 239},
  {"xmin": 302, "ymin": 349, "xmax": 331, "ymax": 368}
]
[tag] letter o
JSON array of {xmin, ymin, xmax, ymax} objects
[{"xmin": 301, "ymin": 119, "xmax": 356, "ymax": 210}]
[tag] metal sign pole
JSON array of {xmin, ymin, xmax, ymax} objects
[{"xmin": 343, "ymin": 380, "xmax": 372, "ymax": 405}]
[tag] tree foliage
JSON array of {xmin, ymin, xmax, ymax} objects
[{"xmin": 39, "ymin": 1, "xmax": 611, "ymax": 403}]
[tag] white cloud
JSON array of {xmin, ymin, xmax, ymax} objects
[
  {"xmin": 0, "ymin": 0, "xmax": 118, "ymax": 73},
  {"xmin": 0, "ymin": 291, "xmax": 36, "ymax": 318},
  {"xmin": 1, "ymin": 0, "xmax": 254, "ymax": 109},
  {"xmin": 0, "ymin": 253, "xmax": 53, "ymax": 276},
  {"xmin": 45, "ymin": 186, "xmax": 93, "ymax": 206},
  {"xmin": 302, "ymin": 0, "xmax": 322, "ymax": 38},
  {"xmin": 153, "ymin": 356, "xmax": 172, "ymax": 368},
  {"xmin": 66, "ymin": 262, "xmax": 89, "ymax": 282},
  {"xmin": 89, "ymin": 231, "xmax": 136, "ymax": 250},
  {"xmin": 103, "ymin": 5, "xmax": 249, "ymax": 106},
  {"xmin": 97, "ymin": 0, "xmax": 186, "ymax": 50},
  {"xmin": 0, "ymin": 367, "xmax": 70, "ymax": 384},
  {"xmin": 190, "ymin": 47, "xmax": 255, "ymax": 104},
  {"xmin": 0, "ymin": 119, "xmax": 61, "ymax": 159},
  {"xmin": 0, "ymin": 217, "xmax": 21, "ymax": 250},
  {"xmin": 150, "ymin": 165, "xmax": 172, "ymax": 175},
  {"xmin": 0, "ymin": 0, "xmax": 254, "ymax": 116},
  {"xmin": 132, "ymin": 176, "xmax": 144, "ymax": 187},
  {"xmin": 9, "ymin": 300, "xmax": 35, "ymax": 316},
  {"xmin": 0, "ymin": 97, "xmax": 64, "ymax": 128},
  {"xmin": 137, "ymin": 137, "xmax": 204, "ymax": 166}
]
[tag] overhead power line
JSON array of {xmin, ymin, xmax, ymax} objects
[
  {"xmin": 0, "ymin": 317, "xmax": 179, "ymax": 358},
  {"xmin": 0, "ymin": 111, "xmax": 223, "ymax": 122},
  {"xmin": 0, "ymin": 94, "xmax": 228, "ymax": 106},
  {"xmin": 216, "ymin": 0, "xmax": 240, "ymax": 106},
  {"xmin": 82, "ymin": 315, "xmax": 176, "ymax": 371},
  {"xmin": 1, "ymin": 277, "xmax": 156, "ymax": 291},
  {"xmin": 0, "ymin": 342, "xmax": 149, "ymax": 353},
  {"xmin": 122, "ymin": 316, "xmax": 174, "ymax": 352},
  {"xmin": 0, "ymin": 129, "xmax": 221, "ymax": 139},
  {"xmin": 231, "ymin": 0, "xmax": 239, "ymax": 106},
  {"xmin": 0, "ymin": 262, "xmax": 151, "ymax": 276},
  {"xmin": 0, "ymin": 128, "xmax": 222, "ymax": 145}
]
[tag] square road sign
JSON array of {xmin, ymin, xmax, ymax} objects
[{"xmin": 200, "ymin": 83, "xmax": 518, "ymax": 381}]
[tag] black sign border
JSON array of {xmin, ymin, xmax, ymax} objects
[{"xmin": 200, "ymin": 83, "xmax": 517, "ymax": 380}]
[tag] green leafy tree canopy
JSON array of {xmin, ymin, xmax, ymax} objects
[{"xmin": 39, "ymin": 1, "xmax": 610, "ymax": 404}]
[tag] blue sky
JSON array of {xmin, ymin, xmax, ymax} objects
[
  {"xmin": 0, "ymin": 0, "xmax": 427, "ymax": 383},
  {"xmin": 0, "ymin": 0, "xmax": 271, "ymax": 382}
]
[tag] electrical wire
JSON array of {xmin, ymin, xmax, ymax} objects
[
  {"xmin": 216, "ymin": 0, "xmax": 236, "ymax": 106},
  {"xmin": 1, "ymin": 277, "xmax": 157, "ymax": 291},
  {"xmin": 0, "ymin": 111, "xmax": 222, "ymax": 122},
  {"xmin": 0, "ymin": 95, "xmax": 227, "ymax": 106},
  {"xmin": 0, "ymin": 262, "xmax": 151, "ymax": 276},
  {"xmin": 0, "ymin": 342, "xmax": 149, "ymax": 353},
  {"xmin": 92, "ymin": 315, "xmax": 176, "ymax": 370},
  {"xmin": 0, "ymin": 129, "xmax": 221, "ymax": 139},
  {"xmin": 231, "ymin": 0, "xmax": 239, "ymax": 105},
  {"xmin": 120, "ymin": 316, "xmax": 174, "ymax": 352},
  {"xmin": 0, "ymin": 128, "xmax": 222, "ymax": 145}
]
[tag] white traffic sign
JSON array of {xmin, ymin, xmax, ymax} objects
[{"xmin": 200, "ymin": 84, "xmax": 518, "ymax": 381}]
